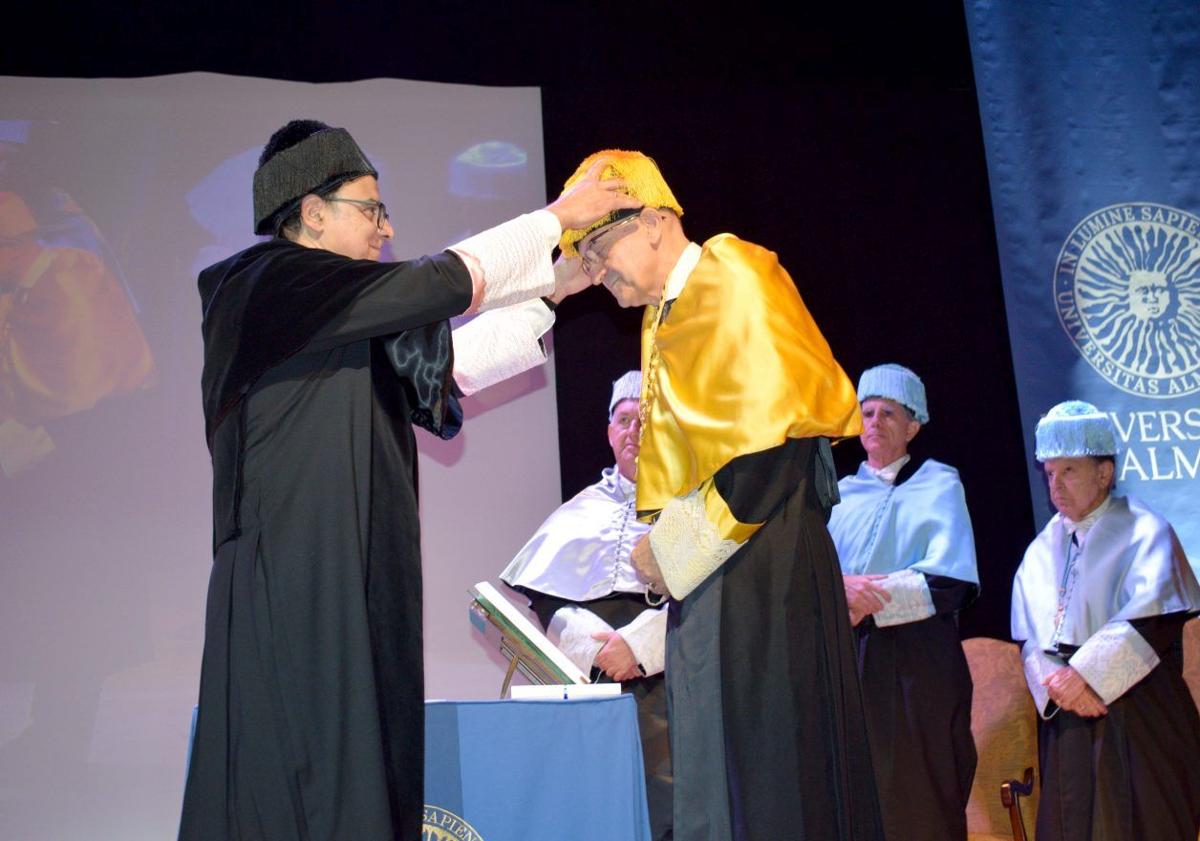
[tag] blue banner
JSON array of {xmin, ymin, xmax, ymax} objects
[{"xmin": 965, "ymin": 1, "xmax": 1200, "ymax": 573}]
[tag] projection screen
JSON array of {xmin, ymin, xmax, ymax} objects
[{"xmin": 0, "ymin": 72, "xmax": 560, "ymax": 839}]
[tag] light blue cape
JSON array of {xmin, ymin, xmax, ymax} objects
[
  {"xmin": 1011, "ymin": 495, "xmax": 1200, "ymax": 649},
  {"xmin": 827, "ymin": 458, "xmax": 979, "ymax": 584}
]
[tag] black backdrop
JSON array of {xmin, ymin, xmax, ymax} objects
[{"xmin": 3, "ymin": 1, "xmax": 1032, "ymax": 638}]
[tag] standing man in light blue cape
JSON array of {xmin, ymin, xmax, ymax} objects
[
  {"xmin": 1011, "ymin": 400, "xmax": 1200, "ymax": 841},
  {"xmin": 827, "ymin": 363, "xmax": 979, "ymax": 841}
]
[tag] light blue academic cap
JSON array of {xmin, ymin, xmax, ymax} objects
[
  {"xmin": 857, "ymin": 363, "xmax": 929, "ymax": 424},
  {"xmin": 609, "ymin": 370, "xmax": 642, "ymax": 418},
  {"xmin": 1034, "ymin": 400, "xmax": 1117, "ymax": 461}
]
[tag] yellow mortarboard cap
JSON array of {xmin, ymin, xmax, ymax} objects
[{"xmin": 558, "ymin": 150, "xmax": 683, "ymax": 257}]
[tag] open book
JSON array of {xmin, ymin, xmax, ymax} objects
[{"xmin": 469, "ymin": 581, "xmax": 590, "ymax": 688}]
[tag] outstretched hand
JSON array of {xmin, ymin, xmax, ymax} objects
[{"xmin": 546, "ymin": 159, "xmax": 640, "ymax": 231}]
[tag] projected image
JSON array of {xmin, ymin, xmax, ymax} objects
[
  {"xmin": 185, "ymin": 146, "xmax": 260, "ymax": 273},
  {"xmin": 0, "ymin": 74, "xmax": 555, "ymax": 840},
  {"xmin": 445, "ymin": 140, "xmax": 530, "ymax": 241},
  {"xmin": 449, "ymin": 141, "xmax": 529, "ymax": 200},
  {"xmin": 0, "ymin": 121, "xmax": 156, "ymax": 478}
]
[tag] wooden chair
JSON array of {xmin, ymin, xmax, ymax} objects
[
  {"xmin": 963, "ymin": 619, "xmax": 1200, "ymax": 841},
  {"xmin": 1182, "ymin": 617, "xmax": 1200, "ymax": 712},
  {"xmin": 1181, "ymin": 617, "xmax": 1200, "ymax": 841},
  {"xmin": 963, "ymin": 637, "xmax": 1040, "ymax": 841}
]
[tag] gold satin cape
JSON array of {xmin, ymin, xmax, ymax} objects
[{"xmin": 637, "ymin": 234, "xmax": 861, "ymax": 543}]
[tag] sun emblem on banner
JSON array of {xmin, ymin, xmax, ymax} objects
[
  {"xmin": 423, "ymin": 805, "xmax": 485, "ymax": 841},
  {"xmin": 1054, "ymin": 202, "xmax": 1200, "ymax": 398}
]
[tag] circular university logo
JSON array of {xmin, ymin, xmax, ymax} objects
[
  {"xmin": 1054, "ymin": 202, "xmax": 1200, "ymax": 398},
  {"xmin": 423, "ymin": 805, "xmax": 485, "ymax": 841}
]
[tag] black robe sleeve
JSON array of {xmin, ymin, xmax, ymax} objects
[
  {"xmin": 926, "ymin": 573, "xmax": 978, "ymax": 615},
  {"xmin": 200, "ymin": 240, "xmax": 472, "ymax": 444},
  {"xmin": 1129, "ymin": 610, "xmax": 1195, "ymax": 655},
  {"xmin": 713, "ymin": 437, "xmax": 818, "ymax": 525},
  {"xmin": 302, "ymin": 250, "xmax": 471, "ymax": 353}
]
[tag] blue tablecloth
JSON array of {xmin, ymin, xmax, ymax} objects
[{"xmin": 424, "ymin": 695, "xmax": 651, "ymax": 840}]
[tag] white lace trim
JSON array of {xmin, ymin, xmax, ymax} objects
[
  {"xmin": 449, "ymin": 211, "xmax": 558, "ymax": 312},
  {"xmin": 1021, "ymin": 640, "xmax": 1066, "ymax": 719},
  {"xmin": 1070, "ymin": 620, "xmax": 1160, "ymax": 705},
  {"xmin": 618, "ymin": 607, "xmax": 668, "ymax": 677},
  {"xmin": 547, "ymin": 606, "xmax": 612, "ymax": 674},
  {"xmin": 649, "ymin": 488, "xmax": 743, "ymax": 601},
  {"xmin": 872, "ymin": 569, "xmax": 936, "ymax": 627},
  {"xmin": 451, "ymin": 300, "xmax": 551, "ymax": 396}
]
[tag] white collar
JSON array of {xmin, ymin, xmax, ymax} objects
[
  {"xmin": 661, "ymin": 241, "xmax": 702, "ymax": 303},
  {"xmin": 866, "ymin": 454, "xmax": 911, "ymax": 485},
  {"xmin": 1063, "ymin": 493, "xmax": 1113, "ymax": 542},
  {"xmin": 615, "ymin": 468, "xmax": 636, "ymax": 499}
]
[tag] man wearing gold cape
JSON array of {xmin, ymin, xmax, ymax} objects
[{"xmin": 558, "ymin": 150, "xmax": 882, "ymax": 841}]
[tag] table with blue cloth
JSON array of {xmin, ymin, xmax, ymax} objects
[{"xmin": 424, "ymin": 695, "xmax": 651, "ymax": 840}]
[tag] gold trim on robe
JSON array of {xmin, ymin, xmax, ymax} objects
[{"xmin": 637, "ymin": 234, "xmax": 861, "ymax": 542}]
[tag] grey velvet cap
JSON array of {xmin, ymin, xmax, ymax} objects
[{"xmin": 252, "ymin": 127, "xmax": 378, "ymax": 235}]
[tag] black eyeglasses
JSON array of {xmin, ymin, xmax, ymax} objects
[{"xmin": 326, "ymin": 197, "xmax": 390, "ymax": 230}]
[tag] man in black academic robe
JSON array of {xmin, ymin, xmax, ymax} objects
[
  {"xmin": 556, "ymin": 149, "xmax": 882, "ymax": 841},
  {"xmin": 179, "ymin": 120, "xmax": 635, "ymax": 841}
]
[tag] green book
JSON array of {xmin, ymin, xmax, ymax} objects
[{"xmin": 469, "ymin": 581, "xmax": 589, "ymax": 685}]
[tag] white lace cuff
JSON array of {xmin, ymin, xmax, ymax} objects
[
  {"xmin": 873, "ymin": 569, "xmax": 936, "ymax": 627},
  {"xmin": 648, "ymin": 489, "xmax": 743, "ymax": 601},
  {"xmin": 451, "ymin": 299, "xmax": 553, "ymax": 396},
  {"xmin": 1070, "ymin": 620, "xmax": 1160, "ymax": 705},
  {"xmin": 1021, "ymin": 640, "xmax": 1066, "ymax": 719},
  {"xmin": 448, "ymin": 210, "xmax": 559, "ymax": 312},
  {"xmin": 618, "ymin": 607, "xmax": 668, "ymax": 677},
  {"xmin": 546, "ymin": 606, "xmax": 612, "ymax": 675}
]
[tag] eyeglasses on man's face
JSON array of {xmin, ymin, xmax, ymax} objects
[
  {"xmin": 579, "ymin": 214, "xmax": 641, "ymax": 278},
  {"xmin": 326, "ymin": 196, "xmax": 390, "ymax": 231}
]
